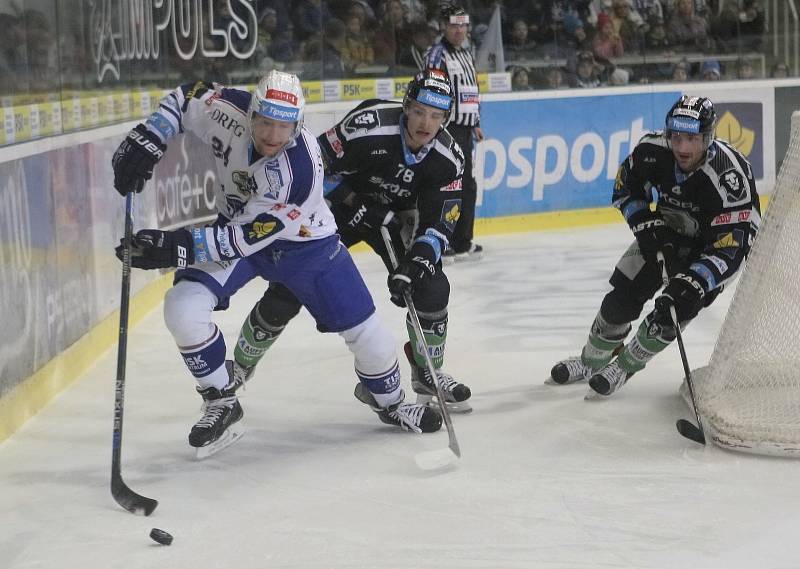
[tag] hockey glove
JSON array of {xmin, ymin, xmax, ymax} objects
[
  {"xmin": 631, "ymin": 214, "xmax": 678, "ymax": 272},
  {"xmin": 387, "ymin": 239, "xmax": 438, "ymax": 307},
  {"xmin": 654, "ymin": 271, "xmax": 706, "ymax": 323},
  {"xmin": 116, "ymin": 229, "xmax": 194, "ymax": 270},
  {"xmin": 332, "ymin": 197, "xmax": 402, "ymax": 236},
  {"xmin": 112, "ymin": 124, "xmax": 167, "ymax": 196}
]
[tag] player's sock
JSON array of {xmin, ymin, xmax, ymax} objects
[
  {"xmin": 587, "ymin": 313, "xmax": 673, "ymax": 396},
  {"xmin": 179, "ymin": 325, "xmax": 229, "ymax": 390},
  {"xmin": 232, "ymin": 307, "xmax": 286, "ymax": 386}
]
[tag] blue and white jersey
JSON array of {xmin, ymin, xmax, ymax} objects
[{"xmin": 144, "ymin": 80, "xmax": 335, "ymax": 263}]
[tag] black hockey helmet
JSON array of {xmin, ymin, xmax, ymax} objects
[
  {"xmin": 665, "ymin": 95, "xmax": 717, "ymax": 148},
  {"xmin": 439, "ymin": 1, "xmax": 469, "ymax": 25},
  {"xmin": 403, "ymin": 68, "xmax": 454, "ymax": 123}
]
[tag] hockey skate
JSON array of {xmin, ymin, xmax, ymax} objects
[
  {"xmin": 354, "ymin": 384, "xmax": 442, "ymax": 434},
  {"xmin": 454, "ymin": 242, "xmax": 483, "ymax": 262},
  {"xmin": 190, "ymin": 381, "xmax": 245, "ymax": 459},
  {"xmin": 404, "ymin": 342, "xmax": 473, "ymax": 413},
  {"xmin": 442, "ymin": 243, "xmax": 483, "ymax": 265},
  {"xmin": 548, "ymin": 356, "xmax": 594, "ymax": 385},
  {"xmin": 586, "ymin": 359, "xmax": 632, "ymax": 399}
]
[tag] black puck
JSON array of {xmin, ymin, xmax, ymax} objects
[{"xmin": 149, "ymin": 528, "xmax": 173, "ymax": 545}]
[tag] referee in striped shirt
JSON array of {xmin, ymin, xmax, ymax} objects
[{"xmin": 424, "ymin": 1, "xmax": 485, "ymax": 262}]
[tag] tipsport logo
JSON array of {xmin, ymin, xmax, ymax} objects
[
  {"xmin": 667, "ymin": 117, "xmax": 700, "ymax": 133},
  {"xmin": 417, "ymin": 89, "xmax": 452, "ymax": 111},
  {"xmin": 260, "ymin": 102, "xmax": 299, "ymax": 122}
]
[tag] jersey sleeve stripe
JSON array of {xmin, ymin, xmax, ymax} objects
[
  {"xmin": 690, "ymin": 262, "xmax": 718, "ymax": 291},
  {"xmin": 159, "ymin": 103, "xmax": 183, "ymax": 129}
]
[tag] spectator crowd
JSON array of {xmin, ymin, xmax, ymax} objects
[{"xmin": 0, "ymin": 0, "xmax": 789, "ymax": 99}]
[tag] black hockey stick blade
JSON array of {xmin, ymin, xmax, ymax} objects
[
  {"xmin": 112, "ymin": 474, "xmax": 158, "ymax": 516},
  {"xmin": 676, "ymin": 419, "xmax": 706, "ymax": 445}
]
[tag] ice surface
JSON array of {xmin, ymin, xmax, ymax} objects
[{"xmin": 2, "ymin": 225, "xmax": 799, "ymax": 569}]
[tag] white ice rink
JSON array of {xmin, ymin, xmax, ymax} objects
[{"xmin": 2, "ymin": 224, "xmax": 799, "ymax": 569}]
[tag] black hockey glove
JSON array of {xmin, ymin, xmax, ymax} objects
[
  {"xmin": 387, "ymin": 239, "xmax": 437, "ymax": 308},
  {"xmin": 112, "ymin": 124, "xmax": 167, "ymax": 196},
  {"xmin": 332, "ymin": 196, "xmax": 402, "ymax": 236},
  {"xmin": 654, "ymin": 271, "xmax": 706, "ymax": 323},
  {"xmin": 630, "ymin": 213, "xmax": 678, "ymax": 272},
  {"xmin": 116, "ymin": 229, "xmax": 194, "ymax": 270}
]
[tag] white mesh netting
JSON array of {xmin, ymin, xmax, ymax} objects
[{"xmin": 689, "ymin": 111, "xmax": 800, "ymax": 456}]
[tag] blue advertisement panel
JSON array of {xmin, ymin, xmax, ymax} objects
[
  {"xmin": 0, "ymin": 131, "xmax": 161, "ymax": 400},
  {"xmin": 477, "ymin": 91, "xmax": 681, "ymax": 217}
]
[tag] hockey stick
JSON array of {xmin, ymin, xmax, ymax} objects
[
  {"xmin": 656, "ymin": 251, "xmax": 706, "ymax": 445},
  {"xmin": 111, "ymin": 193, "xmax": 159, "ymax": 515},
  {"xmin": 380, "ymin": 226, "xmax": 461, "ymax": 470}
]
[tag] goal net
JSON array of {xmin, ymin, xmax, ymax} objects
[{"xmin": 687, "ymin": 111, "xmax": 800, "ymax": 457}]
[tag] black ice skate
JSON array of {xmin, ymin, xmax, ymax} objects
[
  {"xmin": 454, "ymin": 242, "xmax": 483, "ymax": 262},
  {"xmin": 189, "ymin": 381, "xmax": 245, "ymax": 459},
  {"xmin": 354, "ymin": 384, "xmax": 442, "ymax": 434},
  {"xmin": 442, "ymin": 243, "xmax": 483, "ymax": 264},
  {"xmin": 404, "ymin": 342, "xmax": 472, "ymax": 413},
  {"xmin": 586, "ymin": 359, "xmax": 632, "ymax": 399},
  {"xmin": 549, "ymin": 356, "xmax": 593, "ymax": 385}
]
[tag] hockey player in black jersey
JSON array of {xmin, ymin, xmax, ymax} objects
[
  {"xmin": 549, "ymin": 95, "xmax": 761, "ymax": 397},
  {"xmin": 232, "ymin": 69, "xmax": 474, "ymax": 413}
]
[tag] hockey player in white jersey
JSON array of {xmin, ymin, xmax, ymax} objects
[
  {"xmin": 111, "ymin": 71, "xmax": 442, "ymax": 457},
  {"xmin": 230, "ymin": 70, "xmax": 474, "ymax": 414}
]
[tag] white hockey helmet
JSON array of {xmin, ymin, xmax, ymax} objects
[{"xmin": 249, "ymin": 70, "xmax": 305, "ymax": 140}]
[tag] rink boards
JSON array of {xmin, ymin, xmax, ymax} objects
[{"xmin": 0, "ymin": 79, "xmax": 792, "ymax": 441}]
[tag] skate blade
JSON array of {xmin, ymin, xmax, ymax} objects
[
  {"xmin": 414, "ymin": 447, "xmax": 459, "ymax": 471},
  {"xmin": 195, "ymin": 423, "xmax": 246, "ymax": 460},
  {"xmin": 416, "ymin": 393, "xmax": 473, "ymax": 414}
]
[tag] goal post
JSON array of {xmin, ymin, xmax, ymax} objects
[{"xmin": 686, "ymin": 110, "xmax": 800, "ymax": 456}]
